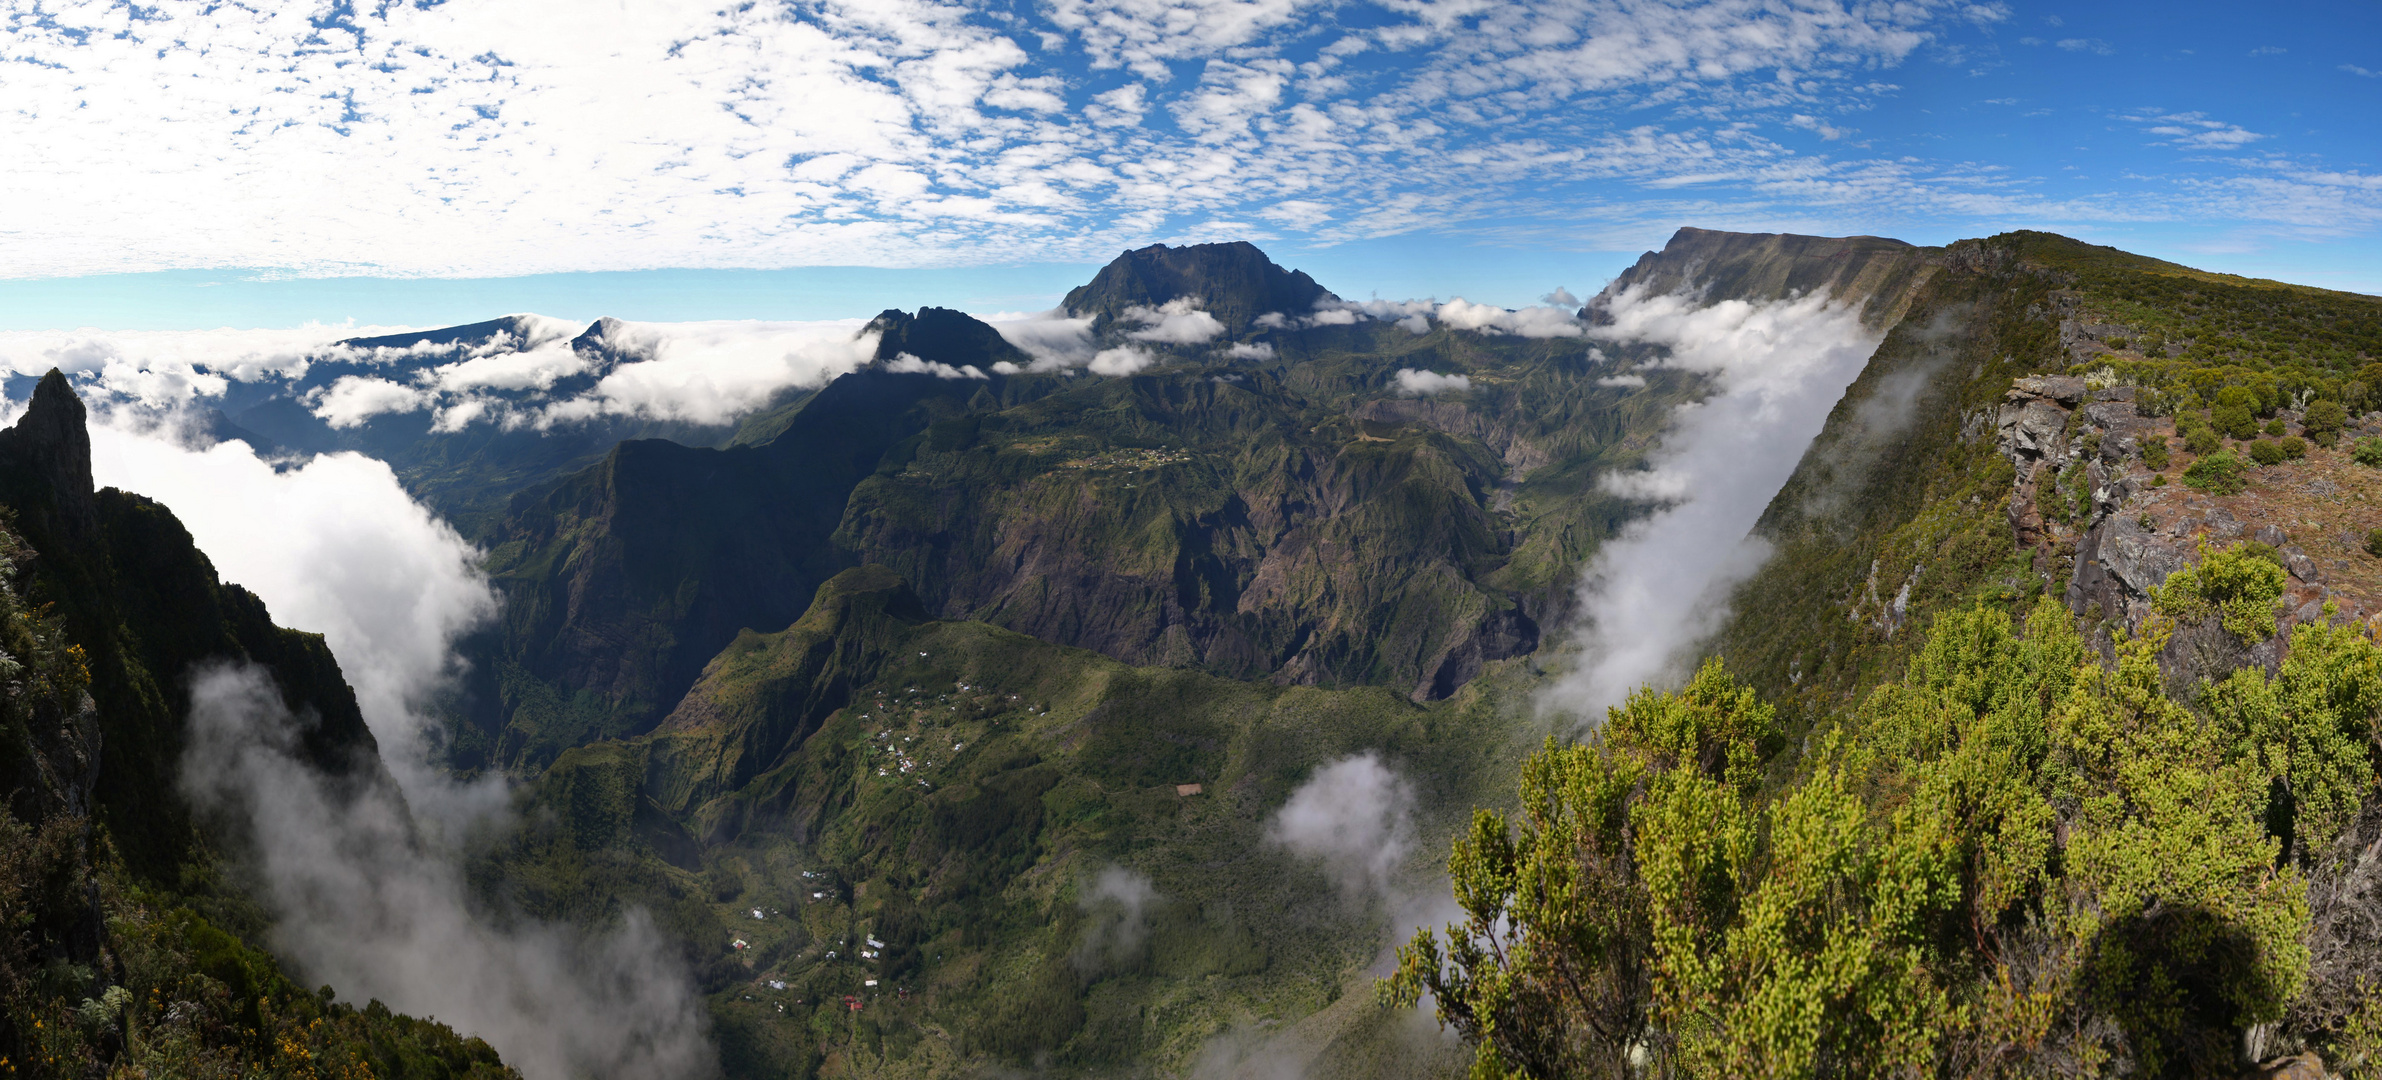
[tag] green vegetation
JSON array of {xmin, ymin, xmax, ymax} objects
[
  {"xmin": 2140, "ymin": 433, "xmax": 2171, "ymax": 470},
  {"xmin": 2185, "ymin": 448, "xmax": 2249, "ymax": 493},
  {"xmin": 2252, "ymin": 438, "xmax": 2289, "ymax": 466},
  {"xmin": 2356, "ymin": 436, "xmax": 2382, "ymax": 468},
  {"xmin": 1395, "ymin": 545, "xmax": 2382, "ymax": 1076},
  {"xmin": 470, "ymin": 567, "xmax": 1535, "ymax": 1077},
  {"xmin": 2307, "ymin": 400, "xmax": 2349, "ymax": 446}
]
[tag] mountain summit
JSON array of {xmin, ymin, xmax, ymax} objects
[{"xmin": 1062, "ymin": 240, "xmax": 1336, "ymax": 334}]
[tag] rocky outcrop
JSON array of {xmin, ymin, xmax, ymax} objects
[
  {"xmin": 0, "ymin": 371, "xmax": 385, "ymax": 875},
  {"xmin": 1989, "ymin": 376, "xmax": 2366, "ymax": 648}
]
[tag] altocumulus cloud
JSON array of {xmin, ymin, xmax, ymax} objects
[{"xmin": 0, "ymin": 0, "xmax": 2222, "ymax": 278}]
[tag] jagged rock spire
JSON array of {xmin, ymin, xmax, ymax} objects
[{"xmin": 0, "ymin": 369, "xmax": 99, "ymax": 545}]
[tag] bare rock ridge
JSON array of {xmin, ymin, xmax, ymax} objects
[
  {"xmin": 1595, "ymin": 225, "xmax": 1943, "ymax": 329},
  {"xmin": 1062, "ymin": 240, "xmax": 1338, "ymax": 335}
]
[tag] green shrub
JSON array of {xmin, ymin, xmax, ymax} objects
[
  {"xmin": 2264, "ymin": 418, "xmax": 2287, "ymax": 437},
  {"xmin": 2249, "ymin": 439, "xmax": 2287, "ymax": 466},
  {"xmin": 2213, "ymin": 386, "xmax": 2262, "ymax": 439},
  {"xmin": 2213, "ymin": 401, "xmax": 2257, "ymax": 440},
  {"xmin": 2140, "ymin": 436, "xmax": 2171, "ymax": 470},
  {"xmin": 2184, "ymin": 426, "xmax": 2223, "ymax": 455},
  {"xmin": 2305, "ymin": 400, "xmax": 2347, "ymax": 447},
  {"xmin": 2279, "ymin": 435, "xmax": 2306, "ymax": 459},
  {"xmin": 2183, "ymin": 449, "xmax": 2248, "ymax": 494},
  {"xmin": 2355, "ymin": 436, "xmax": 2382, "ymax": 468},
  {"xmin": 2369, "ymin": 529, "xmax": 2382, "ymax": 558}
]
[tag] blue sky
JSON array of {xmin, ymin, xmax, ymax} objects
[{"xmin": 0, "ymin": 0, "xmax": 2375, "ymax": 331}]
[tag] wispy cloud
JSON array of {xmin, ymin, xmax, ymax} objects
[{"xmin": 2132, "ymin": 110, "xmax": 2266, "ymax": 151}]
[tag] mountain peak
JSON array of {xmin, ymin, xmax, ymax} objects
[
  {"xmin": 0, "ymin": 369, "xmax": 100, "ymax": 548},
  {"xmin": 1063, "ymin": 241, "xmax": 1337, "ymax": 336},
  {"xmin": 867, "ymin": 307, "xmax": 1030, "ymax": 369}
]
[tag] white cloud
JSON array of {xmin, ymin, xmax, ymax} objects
[
  {"xmin": 0, "ymin": 324, "xmax": 419, "ymax": 390},
  {"xmin": 1597, "ymin": 373, "xmax": 1646, "ymax": 388},
  {"xmin": 81, "ymin": 412, "xmax": 714, "ymax": 1080},
  {"xmin": 986, "ymin": 309, "xmax": 1099, "ymax": 371},
  {"xmin": 562, "ymin": 320, "xmax": 879, "ymax": 426},
  {"xmin": 1393, "ymin": 368, "xmax": 1471, "ymax": 395},
  {"xmin": 2134, "ymin": 111, "xmax": 2265, "ymax": 151},
  {"xmin": 883, "ymin": 353, "xmax": 990, "ymax": 379},
  {"xmin": 1088, "ymin": 345, "xmax": 1158, "ymax": 375},
  {"xmin": 1266, "ymin": 752, "xmax": 1414, "ymax": 902},
  {"xmin": 0, "ymin": 0, "xmax": 2015, "ymax": 277},
  {"xmin": 1228, "ymin": 341, "xmax": 1275, "ymax": 359},
  {"xmin": 23, "ymin": 317, "xmax": 882, "ymax": 432},
  {"xmin": 1542, "ymin": 285, "xmax": 1883, "ymax": 722},
  {"xmin": 1124, "ymin": 297, "xmax": 1229, "ymax": 344},
  {"xmin": 1433, "ymin": 297, "xmax": 1584, "ymax": 338},
  {"xmin": 310, "ymin": 376, "xmax": 435, "ymax": 428}
]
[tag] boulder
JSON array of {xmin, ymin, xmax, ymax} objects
[{"xmin": 2012, "ymin": 374, "xmax": 2089, "ymax": 405}]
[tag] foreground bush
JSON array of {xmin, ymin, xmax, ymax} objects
[{"xmin": 1390, "ymin": 545, "xmax": 2382, "ymax": 1078}]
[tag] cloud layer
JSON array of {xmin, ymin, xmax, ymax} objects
[
  {"xmin": 1542, "ymin": 285, "xmax": 1884, "ymax": 722},
  {"xmin": 5, "ymin": 318, "xmax": 882, "ymax": 432}
]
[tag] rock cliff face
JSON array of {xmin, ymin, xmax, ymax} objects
[
  {"xmin": 0, "ymin": 371, "xmax": 383, "ymax": 876},
  {"xmin": 1998, "ymin": 378, "xmax": 2382, "ymax": 642}
]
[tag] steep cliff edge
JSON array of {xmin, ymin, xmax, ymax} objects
[
  {"xmin": 1714, "ymin": 231, "xmax": 2382, "ymax": 714},
  {"xmin": 0, "ymin": 371, "xmax": 517, "ymax": 1078}
]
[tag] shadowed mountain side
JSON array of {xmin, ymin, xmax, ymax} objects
[
  {"xmin": 1595, "ymin": 226, "xmax": 1942, "ymax": 330},
  {"xmin": 646, "ymin": 566, "xmax": 930, "ymax": 834},
  {"xmin": 0, "ymin": 371, "xmax": 385, "ymax": 877},
  {"xmin": 464, "ymin": 369, "xmax": 1010, "ymax": 771},
  {"xmin": 0, "ymin": 371, "xmax": 517, "ymax": 1077},
  {"xmin": 1063, "ymin": 241, "xmax": 1338, "ymax": 335},
  {"xmin": 831, "ymin": 372, "xmax": 1541, "ymax": 697}
]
